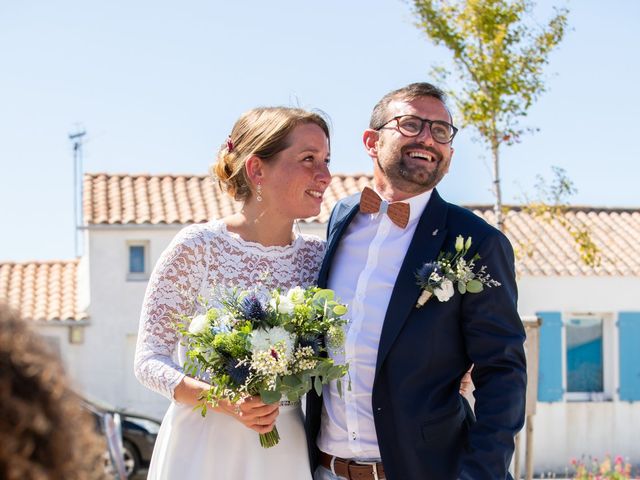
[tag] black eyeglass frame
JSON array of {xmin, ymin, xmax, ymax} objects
[{"xmin": 374, "ymin": 115, "xmax": 458, "ymax": 144}]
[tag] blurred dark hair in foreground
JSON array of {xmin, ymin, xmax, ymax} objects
[{"xmin": 0, "ymin": 303, "xmax": 107, "ymax": 480}]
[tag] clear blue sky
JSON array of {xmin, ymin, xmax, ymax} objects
[{"xmin": 1, "ymin": 0, "xmax": 638, "ymax": 262}]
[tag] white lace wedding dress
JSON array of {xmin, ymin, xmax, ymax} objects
[{"xmin": 134, "ymin": 220, "xmax": 324, "ymax": 480}]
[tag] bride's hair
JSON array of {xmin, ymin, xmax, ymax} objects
[{"xmin": 213, "ymin": 107, "xmax": 330, "ymax": 201}]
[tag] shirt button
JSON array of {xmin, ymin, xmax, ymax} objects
[{"xmin": 351, "ymin": 432, "xmax": 357, "ymax": 440}]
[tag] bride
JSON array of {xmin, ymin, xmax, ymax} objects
[{"xmin": 134, "ymin": 106, "xmax": 332, "ymax": 480}]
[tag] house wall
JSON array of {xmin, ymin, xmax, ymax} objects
[
  {"xmin": 75, "ymin": 225, "xmax": 182, "ymax": 418},
  {"xmin": 516, "ymin": 276, "xmax": 640, "ymax": 474},
  {"xmin": 522, "ymin": 402, "xmax": 640, "ymax": 475},
  {"xmin": 518, "ymin": 276, "xmax": 640, "ymax": 315}
]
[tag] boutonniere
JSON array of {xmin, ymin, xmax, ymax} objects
[{"xmin": 415, "ymin": 235, "xmax": 501, "ymax": 308}]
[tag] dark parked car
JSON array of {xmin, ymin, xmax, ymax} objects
[{"xmin": 82, "ymin": 397, "xmax": 161, "ymax": 478}]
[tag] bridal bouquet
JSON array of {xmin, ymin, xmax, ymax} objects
[
  {"xmin": 415, "ymin": 235, "xmax": 501, "ymax": 308},
  {"xmin": 177, "ymin": 286, "xmax": 349, "ymax": 448}
]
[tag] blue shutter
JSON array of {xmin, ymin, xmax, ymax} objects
[
  {"xmin": 619, "ymin": 312, "xmax": 640, "ymax": 402},
  {"xmin": 537, "ymin": 311, "xmax": 563, "ymax": 402}
]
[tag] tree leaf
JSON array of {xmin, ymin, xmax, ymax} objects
[{"xmin": 411, "ymin": 0, "xmax": 569, "ymax": 231}]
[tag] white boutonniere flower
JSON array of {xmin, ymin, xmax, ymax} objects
[{"xmin": 433, "ymin": 278, "xmax": 455, "ymax": 302}]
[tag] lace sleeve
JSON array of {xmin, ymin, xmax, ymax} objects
[
  {"xmin": 299, "ymin": 234, "xmax": 326, "ymax": 286},
  {"xmin": 134, "ymin": 225, "xmax": 211, "ymax": 400}
]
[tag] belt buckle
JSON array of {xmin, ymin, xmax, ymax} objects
[{"xmin": 355, "ymin": 460, "xmax": 380, "ymax": 480}]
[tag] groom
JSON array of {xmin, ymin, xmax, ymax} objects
[{"xmin": 305, "ymin": 82, "xmax": 527, "ymax": 479}]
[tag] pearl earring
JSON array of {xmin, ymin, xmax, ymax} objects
[{"xmin": 256, "ymin": 183, "xmax": 263, "ymax": 202}]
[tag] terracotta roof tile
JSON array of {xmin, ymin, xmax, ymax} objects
[
  {"xmin": 84, "ymin": 172, "xmax": 373, "ymax": 225},
  {"xmin": 0, "ymin": 260, "xmax": 87, "ymax": 322},
  {"xmin": 83, "ymin": 173, "xmax": 640, "ymax": 277}
]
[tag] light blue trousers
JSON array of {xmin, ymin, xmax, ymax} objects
[{"xmin": 313, "ymin": 466, "xmax": 348, "ymax": 480}]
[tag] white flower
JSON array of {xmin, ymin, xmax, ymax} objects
[
  {"xmin": 270, "ymin": 295, "xmax": 295, "ymax": 315},
  {"xmin": 455, "ymin": 235, "xmax": 464, "ymax": 252},
  {"xmin": 249, "ymin": 326, "xmax": 296, "ymax": 362},
  {"xmin": 429, "ymin": 271, "xmax": 442, "ymax": 282},
  {"xmin": 188, "ymin": 314, "xmax": 209, "ymax": 334},
  {"xmin": 286, "ymin": 286, "xmax": 306, "ymax": 305},
  {"xmin": 433, "ymin": 279, "xmax": 455, "ymax": 302}
]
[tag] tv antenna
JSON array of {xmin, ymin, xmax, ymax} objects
[{"xmin": 69, "ymin": 128, "xmax": 86, "ymax": 257}]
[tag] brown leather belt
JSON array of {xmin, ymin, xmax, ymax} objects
[{"xmin": 319, "ymin": 451, "xmax": 385, "ymax": 480}]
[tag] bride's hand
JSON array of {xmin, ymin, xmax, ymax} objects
[
  {"xmin": 217, "ymin": 396, "xmax": 280, "ymax": 434},
  {"xmin": 459, "ymin": 365, "xmax": 474, "ymax": 396}
]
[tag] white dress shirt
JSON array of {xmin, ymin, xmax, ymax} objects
[{"xmin": 317, "ymin": 188, "xmax": 432, "ymax": 460}]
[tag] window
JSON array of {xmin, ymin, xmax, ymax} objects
[
  {"xmin": 127, "ymin": 241, "xmax": 149, "ymax": 280},
  {"xmin": 566, "ymin": 317, "xmax": 603, "ymax": 392},
  {"xmin": 129, "ymin": 246, "xmax": 145, "ymax": 273},
  {"xmin": 563, "ymin": 313, "xmax": 615, "ymax": 401}
]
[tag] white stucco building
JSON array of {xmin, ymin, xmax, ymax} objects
[{"xmin": 1, "ymin": 172, "xmax": 638, "ymax": 475}]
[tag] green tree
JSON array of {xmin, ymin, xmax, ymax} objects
[
  {"xmin": 411, "ymin": 0, "xmax": 568, "ymax": 230},
  {"xmin": 519, "ymin": 166, "xmax": 600, "ymax": 267}
]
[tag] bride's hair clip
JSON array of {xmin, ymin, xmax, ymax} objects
[{"xmin": 226, "ymin": 136, "xmax": 234, "ymax": 153}]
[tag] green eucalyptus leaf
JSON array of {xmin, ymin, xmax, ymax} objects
[
  {"xmin": 259, "ymin": 389, "xmax": 282, "ymax": 405},
  {"xmin": 333, "ymin": 305, "xmax": 348, "ymax": 316},
  {"xmin": 314, "ymin": 376, "xmax": 323, "ymax": 396},
  {"xmin": 466, "ymin": 279, "xmax": 484, "ymax": 293},
  {"xmin": 313, "ymin": 289, "xmax": 335, "ymax": 302},
  {"xmin": 282, "ymin": 375, "xmax": 300, "ymax": 388}
]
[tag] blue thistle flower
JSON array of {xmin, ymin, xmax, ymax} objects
[
  {"xmin": 299, "ymin": 334, "xmax": 322, "ymax": 356},
  {"xmin": 240, "ymin": 294, "xmax": 267, "ymax": 322},
  {"xmin": 416, "ymin": 262, "xmax": 441, "ymax": 284},
  {"xmin": 225, "ymin": 357, "xmax": 251, "ymax": 386}
]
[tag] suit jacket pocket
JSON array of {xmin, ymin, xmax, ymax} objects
[{"xmin": 420, "ymin": 403, "xmax": 466, "ymax": 447}]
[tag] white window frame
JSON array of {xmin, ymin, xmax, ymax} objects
[
  {"xmin": 562, "ymin": 312, "xmax": 617, "ymax": 402},
  {"xmin": 126, "ymin": 240, "xmax": 150, "ymax": 281}
]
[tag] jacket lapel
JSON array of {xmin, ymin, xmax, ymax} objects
[
  {"xmin": 374, "ymin": 189, "xmax": 449, "ymax": 380},
  {"xmin": 317, "ymin": 195, "xmax": 360, "ymax": 288}
]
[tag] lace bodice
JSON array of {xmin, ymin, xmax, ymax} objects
[{"xmin": 134, "ymin": 220, "xmax": 325, "ymax": 400}]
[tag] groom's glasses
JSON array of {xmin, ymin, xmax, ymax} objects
[{"xmin": 375, "ymin": 115, "xmax": 458, "ymax": 144}]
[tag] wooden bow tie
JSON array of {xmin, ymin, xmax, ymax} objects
[{"xmin": 359, "ymin": 186, "xmax": 410, "ymax": 228}]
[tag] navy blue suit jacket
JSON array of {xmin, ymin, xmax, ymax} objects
[{"xmin": 305, "ymin": 189, "xmax": 527, "ymax": 480}]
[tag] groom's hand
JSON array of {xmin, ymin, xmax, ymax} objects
[{"xmin": 217, "ymin": 396, "xmax": 280, "ymax": 434}]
